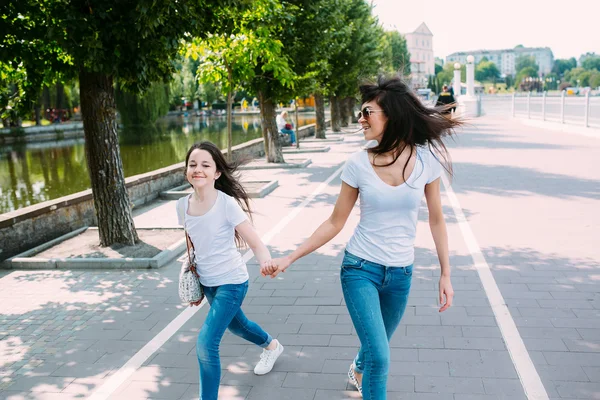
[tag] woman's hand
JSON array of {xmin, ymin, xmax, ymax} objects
[
  {"xmin": 438, "ymin": 275, "xmax": 454, "ymax": 312},
  {"xmin": 261, "ymin": 257, "xmax": 292, "ymax": 278}
]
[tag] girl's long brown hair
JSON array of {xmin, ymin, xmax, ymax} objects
[
  {"xmin": 359, "ymin": 75, "xmax": 462, "ymax": 180},
  {"xmin": 185, "ymin": 141, "xmax": 251, "ymax": 247}
]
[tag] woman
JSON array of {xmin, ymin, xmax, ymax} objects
[
  {"xmin": 177, "ymin": 141, "xmax": 284, "ymax": 400},
  {"xmin": 262, "ymin": 76, "xmax": 459, "ymax": 399},
  {"xmin": 276, "ymin": 110, "xmax": 296, "ymax": 144}
]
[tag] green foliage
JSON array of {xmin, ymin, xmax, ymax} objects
[
  {"xmin": 436, "ymin": 63, "xmax": 465, "ymax": 86},
  {"xmin": 564, "ymin": 67, "xmax": 600, "ymax": 87},
  {"xmin": 552, "ymin": 58, "xmax": 577, "ymax": 76},
  {"xmin": 116, "ymin": 82, "xmax": 169, "ymax": 127},
  {"xmin": 515, "ymin": 55, "xmax": 539, "ymax": 74},
  {"xmin": 435, "ymin": 64, "xmax": 443, "ymax": 75},
  {"xmin": 384, "ymin": 31, "xmax": 411, "ymax": 76},
  {"xmin": 1, "ymin": 0, "xmax": 245, "ymax": 106},
  {"xmin": 327, "ymin": 0, "xmax": 387, "ymax": 98},
  {"xmin": 475, "ymin": 60, "xmax": 500, "ymax": 82},
  {"xmin": 582, "ymin": 55, "xmax": 600, "ymax": 71},
  {"xmin": 515, "ymin": 66, "xmax": 538, "ymax": 89}
]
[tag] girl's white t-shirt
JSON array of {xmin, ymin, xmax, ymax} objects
[
  {"xmin": 176, "ymin": 190, "xmax": 249, "ymax": 287},
  {"xmin": 340, "ymin": 146, "xmax": 443, "ymax": 267}
]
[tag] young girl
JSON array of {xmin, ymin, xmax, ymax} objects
[
  {"xmin": 177, "ymin": 141, "xmax": 284, "ymax": 400},
  {"xmin": 262, "ymin": 76, "xmax": 459, "ymax": 399}
]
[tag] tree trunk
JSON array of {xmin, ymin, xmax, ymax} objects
[
  {"xmin": 42, "ymin": 86, "xmax": 51, "ymax": 114},
  {"xmin": 330, "ymin": 96, "xmax": 341, "ymax": 132},
  {"xmin": 258, "ymin": 90, "xmax": 285, "ymax": 163},
  {"xmin": 56, "ymin": 82, "xmax": 65, "ymax": 110},
  {"xmin": 340, "ymin": 96, "xmax": 349, "ymax": 128},
  {"xmin": 226, "ymin": 69, "xmax": 233, "ymax": 161},
  {"xmin": 79, "ymin": 70, "xmax": 138, "ymax": 247},
  {"xmin": 294, "ymin": 97, "xmax": 300, "ymax": 148},
  {"xmin": 314, "ymin": 93, "xmax": 326, "ymax": 139},
  {"xmin": 34, "ymin": 104, "xmax": 42, "ymax": 126},
  {"xmin": 346, "ymin": 97, "xmax": 358, "ymax": 123}
]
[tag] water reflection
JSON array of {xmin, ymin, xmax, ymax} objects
[{"xmin": 0, "ymin": 114, "xmax": 316, "ymax": 213}]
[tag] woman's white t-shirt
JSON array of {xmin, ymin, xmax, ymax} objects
[
  {"xmin": 340, "ymin": 146, "xmax": 443, "ymax": 267},
  {"xmin": 176, "ymin": 190, "xmax": 249, "ymax": 287}
]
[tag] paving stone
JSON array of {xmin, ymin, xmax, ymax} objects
[
  {"xmin": 283, "ymin": 372, "xmax": 348, "ymax": 389},
  {"xmin": 415, "ymin": 376, "xmax": 485, "ymax": 394}
]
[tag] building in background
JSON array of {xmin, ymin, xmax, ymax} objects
[
  {"xmin": 405, "ymin": 22, "xmax": 434, "ymax": 89},
  {"xmin": 447, "ymin": 46, "xmax": 554, "ymax": 76}
]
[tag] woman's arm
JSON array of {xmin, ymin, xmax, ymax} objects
[
  {"xmin": 266, "ymin": 182, "xmax": 359, "ymax": 276},
  {"xmin": 424, "ymin": 178, "xmax": 454, "ymax": 312},
  {"xmin": 236, "ymin": 220, "xmax": 271, "ymax": 265}
]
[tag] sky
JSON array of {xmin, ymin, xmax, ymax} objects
[{"xmin": 370, "ymin": 0, "xmax": 599, "ymax": 61}]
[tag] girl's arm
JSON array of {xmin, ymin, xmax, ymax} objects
[
  {"xmin": 424, "ymin": 178, "xmax": 454, "ymax": 312},
  {"xmin": 236, "ymin": 221, "xmax": 271, "ymax": 265},
  {"xmin": 266, "ymin": 182, "xmax": 359, "ymax": 277}
]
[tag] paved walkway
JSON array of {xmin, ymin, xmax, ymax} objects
[{"xmin": 1, "ymin": 116, "xmax": 599, "ymax": 399}]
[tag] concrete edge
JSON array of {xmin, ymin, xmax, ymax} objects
[
  {"xmin": 283, "ymin": 146, "xmax": 331, "ymax": 154},
  {"xmin": 238, "ymin": 158, "xmax": 312, "ymax": 170},
  {"xmin": 153, "ymin": 238, "xmax": 187, "ymax": 268},
  {"xmin": 4, "ymin": 227, "xmax": 185, "ymax": 270},
  {"xmin": 160, "ymin": 180, "xmax": 279, "ymax": 200},
  {"xmin": 301, "ymin": 137, "xmax": 343, "ymax": 143},
  {"xmin": 250, "ymin": 180, "xmax": 279, "ymax": 198},
  {"xmin": 0, "ymin": 226, "xmax": 90, "ymax": 269}
]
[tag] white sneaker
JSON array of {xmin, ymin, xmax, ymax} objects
[
  {"xmin": 348, "ymin": 362, "xmax": 363, "ymax": 396},
  {"xmin": 254, "ymin": 340, "xmax": 284, "ymax": 375}
]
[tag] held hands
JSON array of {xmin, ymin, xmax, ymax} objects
[
  {"xmin": 438, "ymin": 275, "xmax": 454, "ymax": 312},
  {"xmin": 260, "ymin": 257, "xmax": 292, "ymax": 278}
]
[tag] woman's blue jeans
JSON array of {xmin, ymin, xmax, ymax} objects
[
  {"xmin": 340, "ymin": 251, "xmax": 413, "ymax": 400},
  {"xmin": 280, "ymin": 128, "xmax": 296, "ymax": 144},
  {"xmin": 197, "ymin": 281, "xmax": 272, "ymax": 400}
]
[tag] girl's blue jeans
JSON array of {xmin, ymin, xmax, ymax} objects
[{"xmin": 197, "ymin": 281, "xmax": 272, "ymax": 400}]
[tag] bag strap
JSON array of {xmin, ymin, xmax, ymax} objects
[{"xmin": 180, "ymin": 195, "xmax": 199, "ymax": 277}]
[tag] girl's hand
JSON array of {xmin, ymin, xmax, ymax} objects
[
  {"xmin": 438, "ymin": 275, "xmax": 454, "ymax": 312},
  {"xmin": 189, "ymin": 299, "xmax": 203, "ymax": 307},
  {"xmin": 260, "ymin": 259, "xmax": 276, "ymax": 277}
]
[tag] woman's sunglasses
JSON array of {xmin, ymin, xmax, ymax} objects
[{"xmin": 357, "ymin": 107, "xmax": 385, "ymax": 120}]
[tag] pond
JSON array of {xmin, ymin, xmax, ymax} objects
[{"xmin": 0, "ymin": 114, "xmax": 316, "ymax": 214}]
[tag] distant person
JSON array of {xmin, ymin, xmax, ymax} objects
[
  {"xmin": 276, "ymin": 110, "xmax": 296, "ymax": 145},
  {"xmin": 177, "ymin": 141, "xmax": 284, "ymax": 400},
  {"xmin": 436, "ymin": 85, "xmax": 456, "ymax": 115}
]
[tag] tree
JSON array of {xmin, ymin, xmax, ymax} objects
[
  {"xmin": 515, "ymin": 66, "xmax": 538, "ymax": 90},
  {"xmin": 116, "ymin": 82, "xmax": 170, "ymax": 144},
  {"xmin": 475, "ymin": 60, "xmax": 500, "ymax": 82},
  {"xmin": 437, "ymin": 62, "xmax": 465, "ymax": 87},
  {"xmin": 188, "ymin": 16, "xmax": 293, "ymax": 159},
  {"xmin": 552, "ymin": 58, "xmax": 577, "ymax": 76},
  {"xmin": 274, "ymin": 0, "xmax": 349, "ymax": 140},
  {"xmin": 385, "ymin": 31, "xmax": 411, "ymax": 76},
  {"xmin": 582, "ymin": 55, "xmax": 600, "ymax": 71},
  {"xmin": 327, "ymin": 0, "xmax": 387, "ymax": 130},
  {"xmin": 565, "ymin": 67, "xmax": 600, "ymax": 87},
  {"xmin": 515, "ymin": 55, "xmax": 539, "ymax": 74},
  {"xmin": 2, "ymin": 0, "xmax": 243, "ymax": 246}
]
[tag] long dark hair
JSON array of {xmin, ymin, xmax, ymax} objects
[
  {"xmin": 359, "ymin": 75, "xmax": 462, "ymax": 179},
  {"xmin": 184, "ymin": 141, "xmax": 251, "ymax": 247}
]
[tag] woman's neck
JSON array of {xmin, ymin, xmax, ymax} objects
[{"xmin": 191, "ymin": 185, "xmax": 218, "ymax": 203}]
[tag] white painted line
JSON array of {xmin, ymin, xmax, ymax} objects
[
  {"xmin": 87, "ymin": 163, "xmax": 346, "ymax": 400},
  {"xmin": 441, "ymin": 174, "xmax": 549, "ymax": 400}
]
